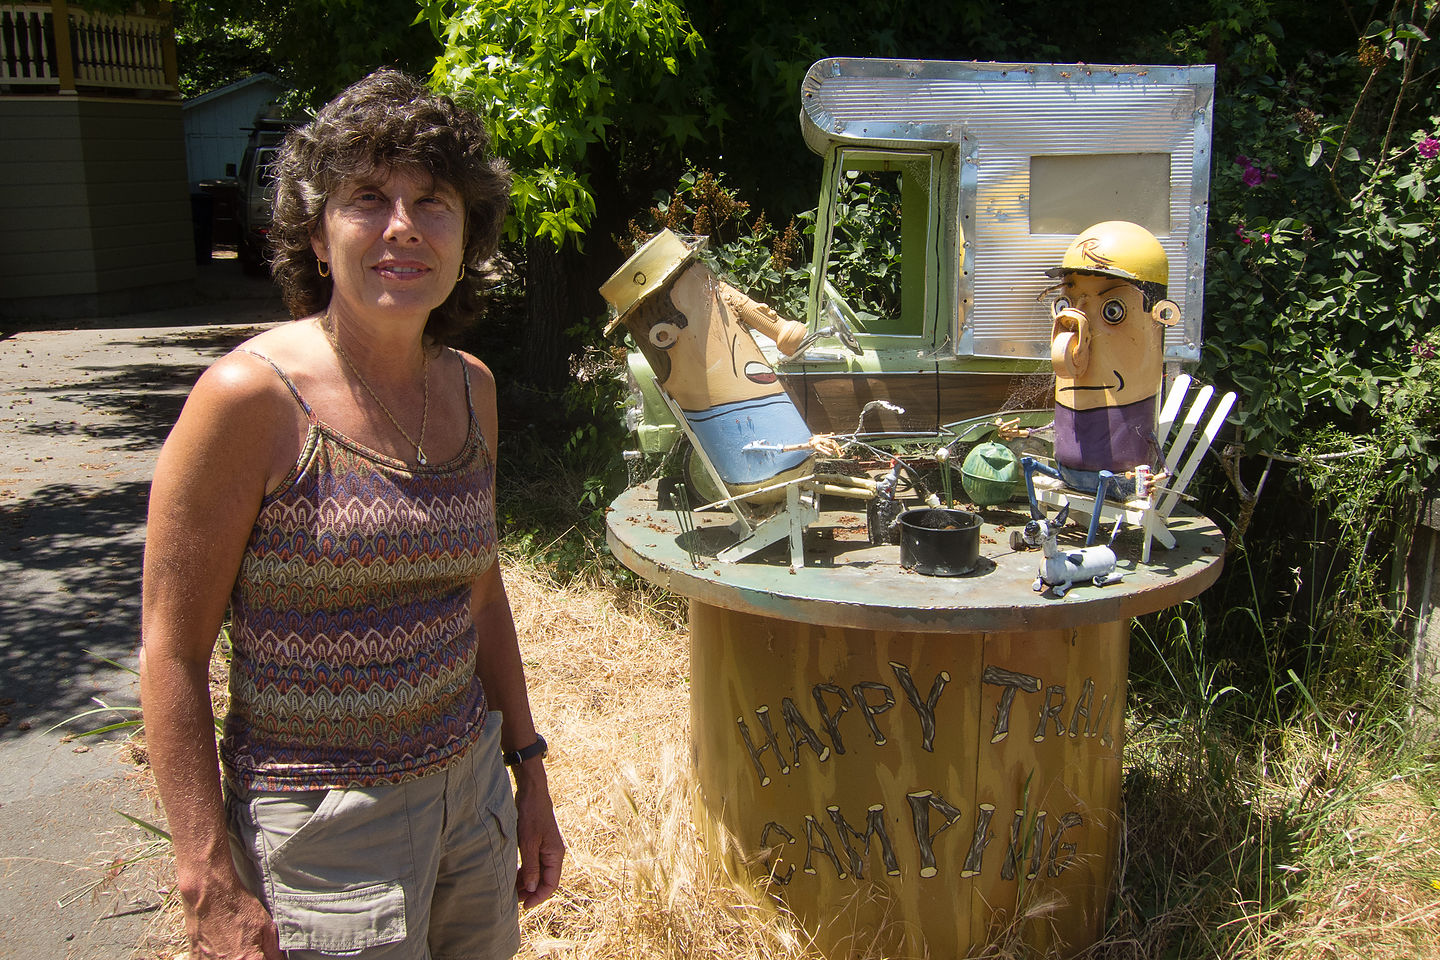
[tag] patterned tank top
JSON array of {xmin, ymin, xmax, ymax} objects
[{"xmin": 222, "ymin": 349, "xmax": 497, "ymax": 792}]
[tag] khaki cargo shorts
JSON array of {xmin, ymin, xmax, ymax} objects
[{"xmin": 227, "ymin": 712, "xmax": 521, "ymax": 959}]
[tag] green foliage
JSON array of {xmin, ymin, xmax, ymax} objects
[
  {"xmin": 175, "ymin": 0, "xmax": 439, "ymax": 106},
  {"xmin": 496, "ymin": 414, "xmax": 636, "ymax": 585},
  {"xmin": 422, "ymin": 0, "xmax": 705, "ymax": 248},
  {"xmin": 614, "ymin": 161, "xmax": 904, "ymax": 337},
  {"xmin": 491, "ymin": 303, "xmax": 635, "ymax": 584},
  {"xmin": 823, "ymin": 171, "xmax": 904, "ymax": 329},
  {"xmin": 1192, "ymin": 3, "xmax": 1439, "ymax": 473},
  {"xmin": 623, "ymin": 166, "xmax": 812, "ymax": 321},
  {"xmin": 173, "ymin": 2, "xmax": 279, "ymax": 99},
  {"xmin": 1163, "ymin": 5, "xmax": 1440, "ymax": 728}
]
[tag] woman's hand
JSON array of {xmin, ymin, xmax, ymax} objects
[
  {"xmin": 184, "ymin": 878, "xmax": 284, "ymax": 959},
  {"xmin": 513, "ymin": 761, "xmax": 564, "ymax": 908}
]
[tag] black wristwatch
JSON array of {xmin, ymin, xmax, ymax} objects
[{"xmin": 503, "ymin": 734, "xmax": 548, "ymax": 767}]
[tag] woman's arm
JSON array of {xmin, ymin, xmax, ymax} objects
[
  {"xmin": 140, "ymin": 355, "xmax": 297, "ymax": 960},
  {"xmin": 471, "ymin": 565, "xmax": 565, "ymax": 907},
  {"xmin": 463, "ymin": 351, "xmax": 565, "ymax": 908}
]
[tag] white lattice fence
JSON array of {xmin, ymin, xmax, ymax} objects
[
  {"xmin": 70, "ymin": 7, "xmax": 167, "ymax": 90},
  {"xmin": 0, "ymin": 3, "xmax": 170, "ymax": 91},
  {"xmin": 0, "ymin": 4, "xmax": 58, "ymax": 85}
]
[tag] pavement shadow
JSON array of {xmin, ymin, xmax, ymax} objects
[
  {"xmin": 109, "ymin": 325, "xmax": 268, "ymax": 355},
  {"xmin": 16, "ymin": 362, "xmax": 199, "ymax": 450},
  {"xmin": 0, "ymin": 480, "xmax": 150, "ymax": 736},
  {"xmin": 0, "ymin": 325, "xmax": 268, "ymax": 737},
  {"xmin": 15, "ymin": 327, "xmax": 263, "ymax": 449}
]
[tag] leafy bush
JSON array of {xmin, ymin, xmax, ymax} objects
[
  {"xmin": 1195, "ymin": 7, "xmax": 1439, "ymax": 467},
  {"xmin": 1152, "ymin": 2, "xmax": 1440, "ymax": 716},
  {"xmin": 621, "ymin": 166, "xmax": 812, "ymax": 321},
  {"xmin": 824, "ymin": 171, "xmax": 904, "ymax": 329}
]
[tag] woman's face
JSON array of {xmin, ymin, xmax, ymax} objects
[{"xmin": 311, "ymin": 165, "xmax": 465, "ymax": 326}]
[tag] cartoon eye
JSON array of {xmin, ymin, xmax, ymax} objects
[
  {"xmin": 1051, "ymin": 297, "xmax": 1071, "ymax": 318},
  {"xmin": 649, "ymin": 322, "xmax": 681, "ymax": 349},
  {"xmin": 1101, "ymin": 298, "xmax": 1127, "ymax": 324}
]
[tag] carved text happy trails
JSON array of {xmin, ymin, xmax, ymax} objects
[{"xmin": 733, "ymin": 661, "xmax": 1119, "ymax": 885}]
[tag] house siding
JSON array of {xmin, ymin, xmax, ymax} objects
[{"xmin": 0, "ymin": 96, "xmax": 196, "ymax": 321}]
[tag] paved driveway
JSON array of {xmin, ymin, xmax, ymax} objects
[{"xmin": 0, "ymin": 265, "xmax": 287, "ymax": 958}]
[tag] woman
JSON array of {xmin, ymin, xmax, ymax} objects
[{"xmin": 139, "ymin": 69, "xmax": 563, "ymax": 959}]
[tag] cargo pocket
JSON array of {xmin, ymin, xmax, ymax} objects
[
  {"xmin": 246, "ymin": 784, "xmax": 417, "ymax": 953},
  {"xmin": 270, "ymin": 880, "xmax": 408, "ymax": 953},
  {"xmin": 250, "ymin": 788, "xmax": 345, "ymax": 868}
]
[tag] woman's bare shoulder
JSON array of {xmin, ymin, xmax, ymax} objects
[
  {"xmin": 450, "ymin": 348, "xmax": 494, "ymax": 384},
  {"xmin": 229, "ymin": 318, "xmax": 320, "ymax": 365},
  {"xmin": 196, "ymin": 320, "xmax": 320, "ymax": 405},
  {"xmin": 159, "ymin": 331, "xmax": 313, "ymax": 496},
  {"xmin": 192, "ymin": 350, "xmax": 290, "ymax": 410},
  {"xmin": 177, "ymin": 322, "xmax": 325, "ymax": 440}
]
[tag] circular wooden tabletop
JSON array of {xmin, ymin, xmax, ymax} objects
[{"xmin": 606, "ymin": 481, "xmax": 1225, "ymax": 634}]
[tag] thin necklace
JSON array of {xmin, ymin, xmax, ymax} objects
[{"xmin": 323, "ymin": 316, "xmax": 430, "ymax": 466}]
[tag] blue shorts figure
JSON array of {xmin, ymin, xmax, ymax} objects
[{"xmin": 684, "ymin": 395, "xmax": 814, "ymax": 488}]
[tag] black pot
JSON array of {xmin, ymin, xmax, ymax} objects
[{"xmin": 898, "ymin": 508, "xmax": 981, "ymax": 576}]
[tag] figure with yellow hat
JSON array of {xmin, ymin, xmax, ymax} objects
[
  {"xmin": 601, "ymin": 229, "xmax": 822, "ymax": 499},
  {"xmin": 1002, "ymin": 220, "xmax": 1181, "ymax": 545}
]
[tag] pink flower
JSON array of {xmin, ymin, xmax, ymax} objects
[
  {"xmin": 1418, "ymin": 137, "xmax": 1440, "ymax": 159},
  {"xmin": 1235, "ymin": 224, "xmax": 1253, "ymax": 245},
  {"xmin": 1262, "ymin": 232, "xmax": 1271, "ymax": 243},
  {"xmin": 1236, "ymin": 154, "xmax": 1279, "ymax": 187}
]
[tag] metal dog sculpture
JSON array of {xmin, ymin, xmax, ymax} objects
[{"xmin": 1025, "ymin": 501, "xmax": 1123, "ymax": 598}]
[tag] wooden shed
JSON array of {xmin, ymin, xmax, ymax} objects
[{"xmin": 182, "ymin": 72, "xmax": 284, "ymax": 187}]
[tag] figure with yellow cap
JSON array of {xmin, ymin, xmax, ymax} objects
[
  {"xmin": 1003, "ymin": 220, "xmax": 1181, "ymax": 545},
  {"xmin": 601, "ymin": 229, "xmax": 823, "ymax": 500}
]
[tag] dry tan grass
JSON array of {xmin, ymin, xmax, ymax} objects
[
  {"xmin": 501, "ymin": 555, "xmax": 823, "ymax": 960},
  {"xmin": 1247, "ymin": 772, "xmax": 1440, "ymax": 960},
  {"xmin": 114, "ymin": 559, "xmax": 1440, "ymax": 959}
]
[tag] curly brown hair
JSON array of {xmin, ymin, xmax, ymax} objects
[{"xmin": 269, "ymin": 68, "xmax": 511, "ymax": 340}]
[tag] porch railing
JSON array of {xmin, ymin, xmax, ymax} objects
[{"xmin": 0, "ymin": 2, "xmax": 177, "ymax": 94}]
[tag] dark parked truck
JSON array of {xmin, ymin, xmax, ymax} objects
[
  {"xmin": 623, "ymin": 58, "xmax": 1216, "ymax": 455},
  {"xmin": 236, "ymin": 117, "xmax": 295, "ymax": 274}
]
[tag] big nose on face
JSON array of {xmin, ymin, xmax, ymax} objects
[
  {"xmin": 1050, "ymin": 306, "xmax": 1090, "ymax": 377},
  {"xmin": 383, "ymin": 199, "xmax": 420, "ymax": 244}
]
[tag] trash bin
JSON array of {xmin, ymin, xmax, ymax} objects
[{"xmin": 190, "ymin": 192, "xmax": 214, "ymax": 264}]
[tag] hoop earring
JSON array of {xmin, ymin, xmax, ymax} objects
[
  {"xmin": 458, "ymin": 263, "xmax": 466, "ymax": 281},
  {"xmin": 317, "ymin": 261, "xmax": 330, "ymax": 278}
]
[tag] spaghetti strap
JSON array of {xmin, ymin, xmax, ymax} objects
[
  {"xmin": 449, "ymin": 348, "xmax": 490, "ymax": 457},
  {"xmin": 236, "ymin": 348, "xmax": 316, "ymax": 421},
  {"xmin": 452, "ymin": 348, "xmax": 480, "ymax": 434},
  {"xmin": 456, "ymin": 350, "xmax": 475, "ymax": 421}
]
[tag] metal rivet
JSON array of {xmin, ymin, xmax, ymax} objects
[{"xmin": 633, "ymin": 271, "xmax": 646, "ymax": 285}]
